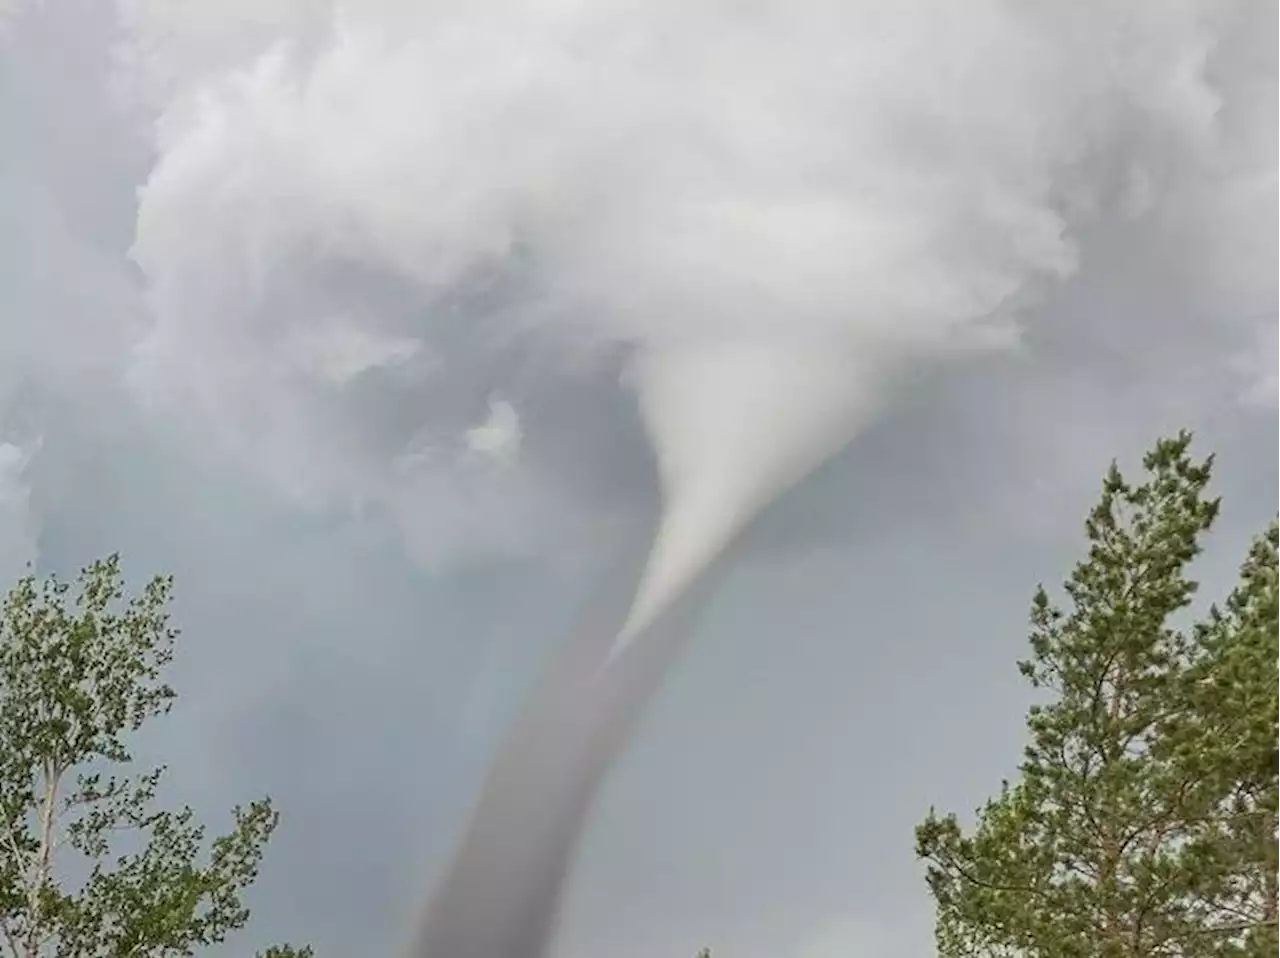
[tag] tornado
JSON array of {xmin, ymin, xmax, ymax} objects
[{"xmin": 410, "ymin": 346, "xmax": 879, "ymax": 956}]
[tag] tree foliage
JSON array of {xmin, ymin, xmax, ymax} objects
[
  {"xmin": 916, "ymin": 434, "xmax": 1278, "ymax": 957},
  {"xmin": 0, "ymin": 555, "xmax": 308, "ymax": 957}
]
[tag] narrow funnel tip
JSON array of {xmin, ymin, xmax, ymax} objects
[{"xmin": 605, "ymin": 342, "xmax": 881, "ymax": 667}]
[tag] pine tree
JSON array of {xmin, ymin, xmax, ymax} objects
[
  {"xmin": 1172, "ymin": 519, "xmax": 1280, "ymax": 952},
  {"xmin": 915, "ymin": 433, "xmax": 1278, "ymax": 957}
]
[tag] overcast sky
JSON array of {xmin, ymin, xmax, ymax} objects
[{"xmin": 1, "ymin": 2, "xmax": 1276, "ymax": 956}]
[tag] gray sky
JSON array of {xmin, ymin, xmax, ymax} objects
[{"xmin": 1, "ymin": 1, "xmax": 1276, "ymax": 956}]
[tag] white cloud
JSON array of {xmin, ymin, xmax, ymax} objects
[
  {"xmin": 465, "ymin": 397, "xmax": 521, "ymax": 462},
  {"xmin": 116, "ymin": 0, "xmax": 1275, "ymax": 580},
  {"xmin": 281, "ymin": 320, "xmax": 426, "ymax": 386}
]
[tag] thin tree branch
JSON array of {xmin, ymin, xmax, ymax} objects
[{"xmin": 0, "ymin": 915, "xmax": 23, "ymax": 958}]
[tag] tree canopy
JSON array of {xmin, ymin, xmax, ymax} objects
[
  {"xmin": 916, "ymin": 433, "xmax": 1278, "ymax": 957},
  {"xmin": 0, "ymin": 555, "xmax": 309, "ymax": 957}
]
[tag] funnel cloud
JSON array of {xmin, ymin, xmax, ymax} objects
[{"xmin": 612, "ymin": 345, "xmax": 881, "ymax": 656}]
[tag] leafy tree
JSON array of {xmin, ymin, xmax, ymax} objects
[
  {"xmin": 916, "ymin": 433, "xmax": 1278, "ymax": 957},
  {"xmin": 0, "ymin": 555, "xmax": 309, "ymax": 957}
]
